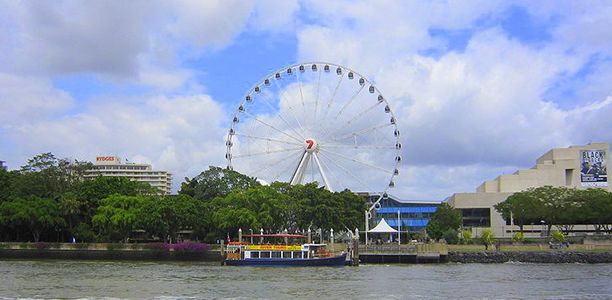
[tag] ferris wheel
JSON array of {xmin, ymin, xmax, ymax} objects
[{"xmin": 225, "ymin": 62, "xmax": 401, "ymax": 195}]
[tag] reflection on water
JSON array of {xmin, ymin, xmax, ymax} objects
[{"xmin": 0, "ymin": 260, "xmax": 611, "ymax": 299}]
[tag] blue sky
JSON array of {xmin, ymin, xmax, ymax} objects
[{"xmin": 1, "ymin": 1, "xmax": 611, "ymax": 200}]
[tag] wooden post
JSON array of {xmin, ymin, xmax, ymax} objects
[{"xmin": 351, "ymin": 237, "xmax": 359, "ymax": 266}]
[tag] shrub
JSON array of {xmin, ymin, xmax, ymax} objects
[
  {"xmin": 442, "ymin": 229, "xmax": 459, "ymax": 244},
  {"xmin": 74, "ymin": 243, "xmax": 90, "ymax": 249},
  {"xmin": 461, "ymin": 230, "xmax": 473, "ymax": 244},
  {"xmin": 35, "ymin": 242, "xmax": 51, "ymax": 250},
  {"xmin": 551, "ymin": 230, "xmax": 566, "ymax": 243},
  {"xmin": 106, "ymin": 243, "xmax": 125, "ymax": 251},
  {"xmin": 0, "ymin": 243, "xmax": 10, "ymax": 249},
  {"xmin": 512, "ymin": 232, "xmax": 525, "ymax": 243},
  {"xmin": 479, "ymin": 228, "xmax": 495, "ymax": 250}
]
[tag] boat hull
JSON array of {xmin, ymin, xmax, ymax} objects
[{"xmin": 224, "ymin": 253, "xmax": 347, "ymax": 267}]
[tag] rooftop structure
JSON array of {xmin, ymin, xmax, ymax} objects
[{"xmin": 84, "ymin": 156, "xmax": 172, "ymax": 195}]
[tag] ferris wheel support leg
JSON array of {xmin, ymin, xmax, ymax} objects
[
  {"xmin": 312, "ymin": 153, "xmax": 332, "ymax": 192},
  {"xmin": 290, "ymin": 151, "xmax": 310, "ymax": 185}
]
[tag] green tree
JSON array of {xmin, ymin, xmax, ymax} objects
[
  {"xmin": 138, "ymin": 194, "xmax": 205, "ymax": 243},
  {"xmin": 17, "ymin": 153, "xmax": 93, "ymax": 199},
  {"xmin": 180, "ymin": 166, "xmax": 259, "ymax": 201},
  {"xmin": 580, "ymin": 189, "xmax": 612, "ymax": 232},
  {"xmin": 426, "ymin": 203, "xmax": 462, "ymax": 240},
  {"xmin": 461, "ymin": 229, "xmax": 473, "ymax": 244},
  {"xmin": 72, "ymin": 176, "xmax": 155, "ymax": 226},
  {"xmin": 479, "ymin": 228, "xmax": 495, "ymax": 250},
  {"xmin": 0, "ymin": 197, "xmax": 64, "ymax": 242},
  {"xmin": 92, "ymin": 194, "xmax": 147, "ymax": 242}
]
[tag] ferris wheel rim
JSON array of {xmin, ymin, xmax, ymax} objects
[{"xmin": 225, "ymin": 62, "xmax": 402, "ymax": 194}]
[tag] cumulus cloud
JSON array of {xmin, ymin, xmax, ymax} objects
[
  {"xmin": 4, "ymin": 91, "xmax": 228, "ymax": 190},
  {"xmin": 1, "ymin": 1, "xmax": 611, "ymax": 200},
  {"xmin": 294, "ymin": 1, "xmax": 612, "ymax": 199}
]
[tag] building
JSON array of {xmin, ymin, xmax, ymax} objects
[
  {"xmin": 360, "ymin": 192, "xmax": 441, "ymax": 234},
  {"xmin": 84, "ymin": 156, "xmax": 172, "ymax": 195},
  {"xmin": 447, "ymin": 142, "xmax": 610, "ymax": 237},
  {"xmin": 0, "ymin": 161, "xmax": 6, "ymax": 171}
]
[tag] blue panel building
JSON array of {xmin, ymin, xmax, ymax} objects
[{"xmin": 364, "ymin": 193, "xmax": 440, "ymax": 233}]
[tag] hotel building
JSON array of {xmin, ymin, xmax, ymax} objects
[{"xmin": 84, "ymin": 156, "xmax": 172, "ymax": 195}]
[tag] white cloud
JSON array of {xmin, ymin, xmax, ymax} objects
[
  {"xmin": 250, "ymin": 0, "xmax": 300, "ymax": 32},
  {"xmin": 0, "ymin": 73, "xmax": 73, "ymax": 125},
  {"xmin": 292, "ymin": 1, "xmax": 612, "ymax": 199},
  {"xmin": 4, "ymin": 90, "xmax": 228, "ymax": 192},
  {"xmin": 164, "ymin": 0, "xmax": 254, "ymax": 51}
]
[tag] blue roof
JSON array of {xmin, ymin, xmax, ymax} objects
[{"xmin": 377, "ymin": 206, "xmax": 437, "ymax": 214}]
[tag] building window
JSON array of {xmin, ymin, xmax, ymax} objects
[{"xmin": 460, "ymin": 208, "xmax": 490, "ymax": 227}]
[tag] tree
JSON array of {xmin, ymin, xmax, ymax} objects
[
  {"xmin": 180, "ymin": 166, "xmax": 259, "ymax": 201},
  {"xmin": 0, "ymin": 197, "xmax": 64, "ymax": 242},
  {"xmin": 426, "ymin": 203, "xmax": 462, "ymax": 240},
  {"xmin": 138, "ymin": 194, "xmax": 205, "ymax": 243},
  {"xmin": 17, "ymin": 153, "xmax": 93, "ymax": 199},
  {"xmin": 580, "ymin": 188, "xmax": 612, "ymax": 232},
  {"xmin": 480, "ymin": 228, "xmax": 495, "ymax": 250},
  {"xmin": 72, "ymin": 176, "xmax": 155, "ymax": 226},
  {"xmin": 92, "ymin": 194, "xmax": 147, "ymax": 242}
]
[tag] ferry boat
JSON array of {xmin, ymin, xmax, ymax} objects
[{"xmin": 223, "ymin": 234, "xmax": 347, "ymax": 266}]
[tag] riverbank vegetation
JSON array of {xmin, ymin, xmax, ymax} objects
[
  {"xmin": 0, "ymin": 153, "xmax": 366, "ymax": 243},
  {"xmin": 494, "ymin": 186, "xmax": 612, "ymax": 234}
]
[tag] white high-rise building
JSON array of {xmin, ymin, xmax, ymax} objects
[{"xmin": 84, "ymin": 156, "xmax": 172, "ymax": 195}]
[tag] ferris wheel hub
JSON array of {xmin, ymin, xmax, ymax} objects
[{"xmin": 304, "ymin": 138, "xmax": 319, "ymax": 153}]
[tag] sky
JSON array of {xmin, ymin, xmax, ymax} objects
[{"xmin": 1, "ymin": 0, "xmax": 611, "ymax": 201}]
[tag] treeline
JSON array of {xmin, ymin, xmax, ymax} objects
[
  {"xmin": 0, "ymin": 153, "xmax": 366, "ymax": 243},
  {"xmin": 495, "ymin": 186, "xmax": 612, "ymax": 233}
]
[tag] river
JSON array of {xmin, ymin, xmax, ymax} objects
[{"xmin": 1, "ymin": 260, "xmax": 611, "ymax": 299}]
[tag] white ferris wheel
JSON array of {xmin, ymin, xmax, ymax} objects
[{"xmin": 225, "ymin": 62, "xmax": 401, "ymax": 196}]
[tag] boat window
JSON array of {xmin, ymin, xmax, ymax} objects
[
  {"xmin": 251, "ymin": 252, "xmax": 259, "ymax": 259},
  {"xmin": 271, "ymin": 251, "xmax": 281, "ymax": 258},
  {"xmin": 282, "ymin": 251, "xmax": 291, "ymax": 259},
  {"xmin": 261, "ymin": 251, "xmax": 271, "ymax": 258},
  {"xmin": 292, "ymin": 251, "xmax": 302, "ymax": 259}
]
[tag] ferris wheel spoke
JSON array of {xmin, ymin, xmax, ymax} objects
[
  {"xmin": 318, "ymin": 151, "xmax": 379, "ymax": 192},
  {"xmin": 233, "ymin": 146, "xmax": 304, "ymax": 159},
  {"xmin": 234, "ymin": 133, "xmax": 302, "ymax": 146},
  {"xmin": 314, "ymin": 67, "xmax": 321, "ymax": 122},
  {"xmin": 321, "ymin": 72, "xmax": 344, "ymax": 121},
  {"xmin": 325, "ymin": 123, "xmax": 393, "ymax": 143},
  {"xmin": 271, "ymin": 77, "xmax": 308, "ymax": 139},
  {"xmin": 242, "ymin": 111, "xmax": 304, "ymax": 144},
  {"xmin": 296, "ymin": 68, "xmax": 306, "ymax": 109},
  {"xmin": 319, "ymin": 148, "xmax": 393, "ymax": 174},
  {"xmin": 323, "ymin": 143, "xmax": 396, "ymax": 150},
  {"xmin": 326, "ymin": 102, "xmax": 384, "ymax": 139},
  {"xmin": 252, "ymin": 149, "xmax": 304, "ymax": 178},
  {"xmin": 271, "ymin": 153, "xmax": 304, "ymax": 183},
  {"xmin": 334, "ymin": 84, "xmax": 365, "ymax": 120}
]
